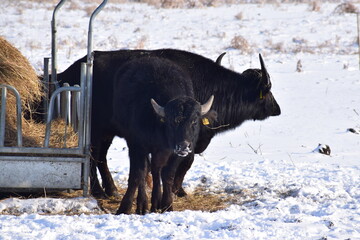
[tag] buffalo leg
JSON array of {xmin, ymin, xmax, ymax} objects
[
  {"xmin": 136, "ymin": 159, "xmax": 149, "ymax": 215},
  {"xmin": 150, "ymin": 165, "xmax": 162, "ymax": 212},
  {"xmin": 116, "ymin": 143, "xmax": 148, "ymax": 215},
  {"xmin": 150, "ymin": 151, "xmax": 172, "ymax": 212},
  {"xmin": 172, "ymin": 155, "xmax": 195, "ymax": 197},
  {"xmin": 97, "ymin": 135, "xmax": 119, "ymax": 197},
  {"xmin": 89, "ymin": 145, "xmax": 107, "ymax": 198},
  {"xmin": 161, "ymin": 155, "xmax": 186, "ymax": 212}
]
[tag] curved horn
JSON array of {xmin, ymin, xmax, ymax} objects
[
  {"xmin": 215, "ymin": 52, "xmax": 226, "ymax": 65},
  {"xmin": 259, "ymin": 53, "xmax": 270, "ymax": 87},
  {"xmin": 201, "ymin": 95, "xmax": 214, "ymax": 116},
  {"xmin": 151, "ymin": 98, "xmax": 165, "ymax": 118}
]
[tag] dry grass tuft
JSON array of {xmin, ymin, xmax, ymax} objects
[
  {"xmin": 159, "ymin": 0, "xmax": 190, "ymax": 8},
  {"xmin": 309, "ymin": 1, "xmax": 321, "ymax": 12},
  {"xmin": 235, "ymin": 11, "xmax": 244, "ymax": 20},
  {"xmin": 173, "ymin": 187, "xmax": 234, "ymax": 212},
  {"xmin": 266, "ymin": 39, "xmax": 285, "ymax": 53},
  {"xmin": 333, "ymin": 2, "xmax": 358, "ymax": 14},
  {"xmin": 230, "ymin": 35, "xmax": 253, "ymax": 54},
  {"xmin": 296, "ymin": 59, "xmax": 302, "ymax": 72},
  {"xmin": 134, "ymin": 35, "xmax": 148, "ymax": 49}
]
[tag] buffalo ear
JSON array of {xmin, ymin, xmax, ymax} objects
[
  {"xmin": 200, "ymin": 95, "xmax": 214, "ymax": 116},
  {"xmin": 215, "ymin": 52, "xmax": 226, "ymax": 65},
  {"xmin": 259, "ymin": 54, "xmax": 271, "ymax": 89},
  {"xmin": 151, "ymin": 98, "xmax": 165, "ymax": 118}
]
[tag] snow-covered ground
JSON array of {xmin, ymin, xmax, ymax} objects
[{"xmin": 1, "ymin": 1, "xmax": 360, "ymax": 239}]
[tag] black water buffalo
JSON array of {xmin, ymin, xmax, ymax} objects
[
  {"xmin": 52, "ymin": 49, "xmax": 281, "ymax": 200},
  {"xmin": 110, "ymin": 56, "xmax": 214, "ymax": 214}
]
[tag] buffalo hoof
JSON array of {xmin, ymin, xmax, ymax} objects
[
  {"xmin": 174, "ymin": 187, "xmax": 188, "ymax": 197},
  {"xmin": 136, "ymin": 199, "xmax": 149, "ymax": 215},
  {"xmin": 150, "ymin": 202, "xmax": 160, "ymax": 213},
  {"xmin": 91, "ymin": 189, "xmax": 108, "ymax": 199},
  {"xmin": 115, "ymin": 209, "xmax": 126, "ymax": 215},
  {"xmin": 161, "ymin": 205, "xmax": 173, "ymax": 213},
  {"xmin": 150, "ymin": 207, "xmax": 161, "ymax": 213},
  {"xmin": 136, "ymin": 208, "xmax": 149, "ymax": 215},
  {"xmin": 116, "ymin": 199, "xmax": 134, "ymax": 215},
  {"xmin": 105, "ymin": 189, "xmax": 120, "ymax": 198},
  {"xmin": 115, "ymin": 207, "xmax": 131, "ymax": 215}
]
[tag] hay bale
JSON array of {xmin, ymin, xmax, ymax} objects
[
  {"xmin": 0, "ymin": 36, "xmax": 43, "ymax": 111},
  {"xmin": 0, "ymin": 36, "xmax": 42, "ymax": 147},
  {"xmin": 0, "ymin": 36, "xmax": 78, "ymax": 148}
]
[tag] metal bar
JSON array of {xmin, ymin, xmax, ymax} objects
[
  {"xmin": 78, "ymin": 63, "xmax": 86, "ymax": 150},
  {"xmin": 14, "ymin": 87, "xmax": 23, "ymax": 147},
  {"xmin": 87, "ymin": 0, "xmax": 108, "ymax": 63},
  {"xmin": 51, "ymin": 0, "xmax": 68, "ymax": 86},
  {"xmin": 71, "ymin": 85, "xmax": 80, "ymax": 132},
  {"xmin": 66, "ymin": 84, "xmax": 71, "ymax": 125},
  {"xmin": 60, "ymin": 83, "xmax": 71, "ymax": 148},
  {"xmin": 0, "ymin": 87, "xmax": 7, "ymax": 147},
  {"xmin": 0, "ymin": 146, "xmax": 82, "ymax": 155},
  {"xmin": 44, "ymin": 86, "xmax": 81, "ymax": 147},
  {"xmin": 0, "ymin": 187, "xmax": 82, "ymax": 192},
  {"xmin": 64, "ymin": 83, "xmax": 71, "ymax": 147},
  {"xmin": 55, "ymin": 91, "xmax": 61, "ymax": 119},
  {"xmin": 84, "ymin": 0, "xmax": 109, "ymax": 150},
  {"xmin": 0, "ymin": 85, "xmax": 23, "ymax": 147},
  {"xmin": 1, "ymin": 156, "xmax": 87, "ymax": 163},
  {"xmin": 60, "ymin": 83, "xmax": 71, "ymax": 124},
  {"xmin": 82, "ymin": 0, "xmax": 108, "ymax": 197},
  {"xmin": 43, "ymin": 58, "xmax": 50, "ymax": 121},
  {"xmin": 85, "ymin": 63, "xmax": 93, "ymax": 151},
  {"xmin": 83, "ymin": 63, "xmax": 92, "ymax": 197}
]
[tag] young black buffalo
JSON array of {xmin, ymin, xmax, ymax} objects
[
  {"xmin": 111, "ymin": 56, "xmax": 215, "ymax": 214},
  {"xmin": 46, "ymin": 49, "xmax": 280, "ymax": 201}
]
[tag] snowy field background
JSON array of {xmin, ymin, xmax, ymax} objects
[{"xmin": 1, "ymin": 0, "xmax": 360, "ymax": 239}]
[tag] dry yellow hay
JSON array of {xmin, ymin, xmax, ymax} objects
[
  {"xmin": 0, "ymin": 36, "xmax": 43, "ymax": 111},
  {"xmin": 0, "ymin": 36, "xmax": 78, "ymax": 148},
  {"xmin": 4, "ymin": 118, "xmax": 79, "ymax": 148}
]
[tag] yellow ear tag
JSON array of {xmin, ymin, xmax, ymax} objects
[
  {"xmin": 260, "ymin": 90, "xmax": 263, "ymax": 99},
  {"xmin": 202, "ymin": 117, "xmax": 210, "ymax": 125},
  {"xmin": 160, "ymin": 118, "xmax": 165, "ymax": 123}
]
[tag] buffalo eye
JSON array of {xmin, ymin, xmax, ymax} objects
[{"xmin": 191, "ymin": 119, "xmax": 198, "ymax": 125}]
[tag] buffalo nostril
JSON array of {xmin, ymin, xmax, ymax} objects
[
  {"xmin": 174, "ymin": 141, "xmax": 192, "ymax": 157},
  {"xmin": 177, "ymin": 141, "xmax": 190, "ymax": 150}
]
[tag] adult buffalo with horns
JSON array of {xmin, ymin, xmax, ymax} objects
[{"xmin": 49, "ymin": 49, "xmax": 281, "ymax": 204}]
